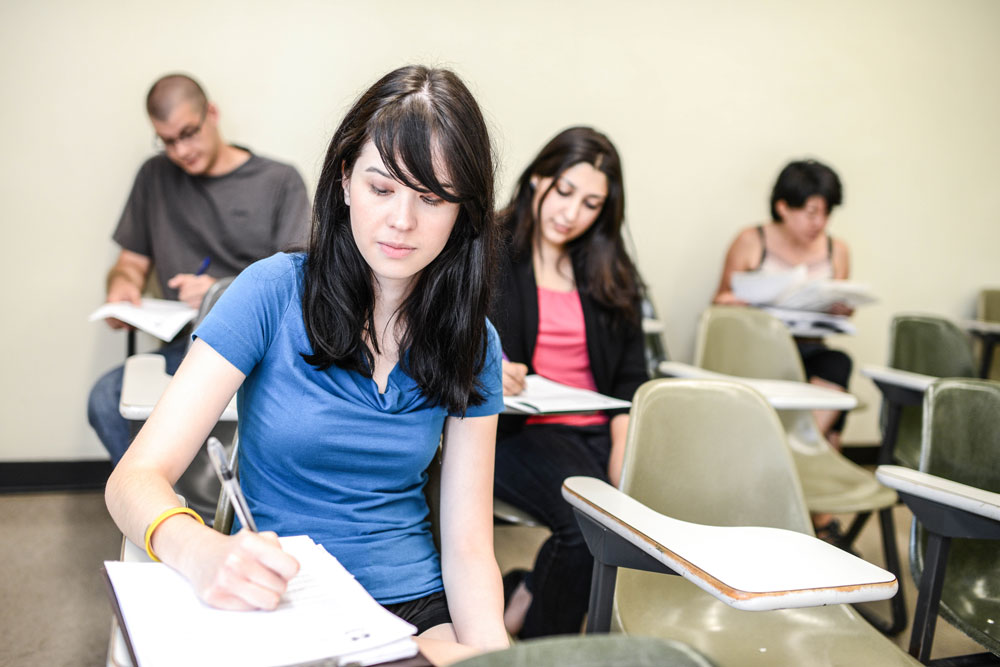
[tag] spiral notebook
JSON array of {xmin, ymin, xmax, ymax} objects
[{"xmin": 103, "ymin": 535, "xmax": 417, "ymax": 667}]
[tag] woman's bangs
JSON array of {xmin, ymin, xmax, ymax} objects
[{"xmin": 369, "ymin": 107, "xmax": 459, "ymax": 203}]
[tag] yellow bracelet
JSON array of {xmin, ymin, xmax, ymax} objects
[{"xmin": 144, "ymin": 507, "xmax": 205, "ymax": 562}]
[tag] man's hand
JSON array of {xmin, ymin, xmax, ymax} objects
[
  {"xmin": 168, "ymin": 273, "xmax": 217, "ymax": 309},
  {"xmin": 104, "ymin": 249, "xmax": 150, "ymax": 330},
  {"xmin": 501, "ymin": 360, "xmax": 528, "ymax": 396}
]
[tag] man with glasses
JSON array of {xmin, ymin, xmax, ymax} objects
[{"xmin": 88, "ymin": 73, "xmax": 310, "ymax": 465}]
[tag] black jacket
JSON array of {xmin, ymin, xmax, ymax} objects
[{"xmin": 491, "ymin": 250, "xmax": 648, "ymax": 435}]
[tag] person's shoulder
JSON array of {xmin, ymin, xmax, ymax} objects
[
  {"xmin": 240, "ymin": 252, "xmax": 305, "ymax": 285},
  {"xmin": 135, "ymin": 153, "xmax": 179, "ymax": 180},
  {"xmin": 240, "ymin": 150, "xmax": 304, "ymax": 181}
]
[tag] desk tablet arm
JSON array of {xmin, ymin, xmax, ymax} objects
[
  {"xmin": 562, "ymin": 476, "xmax": 898, "ymax": 633},
  {"xmin": 875, "ymin": 465, "xmax": 1000, "ymax": 661},
  {"xmin": 861, "ymin": 365, "xmax": 936, "ymax": 400},
  {"xmin": 861, "ymin": 365, "xmax": 937, "ymax": 465},
  {"xmin": 875, "ymin": 466, "xmax": 1000, "ymax": 527}
]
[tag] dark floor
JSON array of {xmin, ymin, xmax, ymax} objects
[{"xmin": 0, "ymin": 490, "xmax": 987, "ymax": 666}]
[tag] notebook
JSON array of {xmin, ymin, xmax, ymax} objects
[
  {"xmin": 104, "ymin": 535, "xmax": 417, "ymax": 667},
  {"xmin": 502, "ymin": 375, "xmax": 631, "ymax": 414},
  {"xmin": 89, "ymin": 298, "xmax": 196, "ymax": 342}
]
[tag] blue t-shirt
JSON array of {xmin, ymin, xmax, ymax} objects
[{"xmin": 194, "ymin": 252, "xmax": 504, "ymax": 603}]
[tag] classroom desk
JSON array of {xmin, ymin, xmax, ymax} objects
[
  {"xmin": 658, "ymin": 361, "xmax": 858, "ymax": 411},
  {"xmin": 963, "ymin": 319, "xmax": 1000, "ymax": 379},
  {"xmin": 119, "ymin": 353, "xmax": 237, "ymax": 421},
  {"xmin": 563, "ymin": 476, "xmax": 898, "ymax": 632},
  {"xmin": 860, "ymin": 365, "xmax": 936, "ymax": 465}
]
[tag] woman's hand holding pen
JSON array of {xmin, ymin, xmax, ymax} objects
[
  {"xmin": 501, "ymin": 359, "xmax": 528, "ymax": 396},
  {"xmin": 175, "ymin": 527, "xmax": 300, "ymax": 611}
]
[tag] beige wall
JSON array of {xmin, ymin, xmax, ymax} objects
[{"xmin": 2, "ymin": 0, "xmax": 998, "ymax": 460}]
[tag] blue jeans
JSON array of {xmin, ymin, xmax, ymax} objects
[
  {"xmin": 87, "ymin": 338, "xmax": 188, "ymax": 463},
  {"xmin": 494, "ymin": 423, "xmax": 611, "ymax": 638}
]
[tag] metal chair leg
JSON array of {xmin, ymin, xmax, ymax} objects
[{"xmin": 910, "ymin": 532, "xmax": 951, "ymax": 661}]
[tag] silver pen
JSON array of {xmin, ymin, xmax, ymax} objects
[{"xmin": 207, "ymin": 437, "xmax": 257, "ymax": 532}]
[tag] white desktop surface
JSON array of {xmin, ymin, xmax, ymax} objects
[{"xmin": 658, "ymin": 361, "xmax": 857, "ymax": 411}]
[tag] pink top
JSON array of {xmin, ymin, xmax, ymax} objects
[{"xmin": 527, "ymin": 287, "xmax": 608, "ymax": 427}]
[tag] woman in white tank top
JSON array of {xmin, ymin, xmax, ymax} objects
[{"xmin": 712, "ymin": 160, "xmax": 853, "ymax": 441}]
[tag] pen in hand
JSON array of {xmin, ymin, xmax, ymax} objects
[
  {"xmin": 207, "ymin": 437, "xmax": 257, "ymax": 532},
  {"xmin": 195, "ymin": 256, "xmax": 211, "ymax": 276}
]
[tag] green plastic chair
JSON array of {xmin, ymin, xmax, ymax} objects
[
  {"xmin": 452, "ymin": 635, "xmax": 716, "ymax": 667},
  {"xmin": 977, "ymin": 289, "xmax": 1000, "ymax": 380},
  {"xmin": 574, "ymin": 378, "xmax": 917, "ymax": 666},
  {"xmin": 693, "ymin": 306, "xmax": 904, "ymax": 634},
  {"xmin": 885, "ymin": 315, "xmax": 976, "ymax": 470},
  {"xmin": 907, "ymin": 379, "xmax": 1000, "ymax": 662}
]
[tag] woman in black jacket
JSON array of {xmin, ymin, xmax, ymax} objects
[{"xmin": 492, "ymin": 127, "xmax": 648, "ymax": 638}]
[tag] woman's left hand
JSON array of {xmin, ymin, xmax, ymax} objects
[{"xmin": 828, "ymin": 302, "xmax": 854, "ymax": 317}]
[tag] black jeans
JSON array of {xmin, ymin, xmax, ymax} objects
[{"xmin": 494, "ymin": 423, "xmax": 610, "ymax": 638}]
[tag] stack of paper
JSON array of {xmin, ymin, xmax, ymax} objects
[
  {"xmin": 503, "ymin": 375, "xmax": 631, "ymax": 414},
  {"xmin": 89, "ymin": 298, "xmax": 197, "ymax": 342},
  {"xmin": 104, "ymin": 535, "xmax": 417, "ymax": 667},
  {"xmin": 731, "ymin": 269, "xmax": 876, "ymax": 312}
]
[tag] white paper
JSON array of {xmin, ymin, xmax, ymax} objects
[
  {"xmin": 503, "ymin": 375, "xmax": 631, "ymax": 414},
  {"xmin": 105, "ymin": 535, "xmax": 417, "ymax": 667},
  {"xmin": 731, "ymin": 269, "xmax": 876, "ymax": 312},
  {"xmin": 89, "ymin": 298, "xmax": 196, "ymax": 342}
]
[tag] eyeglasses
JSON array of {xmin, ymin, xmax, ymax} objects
[{"xmin": 153, "ymin": 113, "xmax": 206, "ymax": 152}]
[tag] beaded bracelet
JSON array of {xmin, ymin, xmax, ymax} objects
[{"xmin": 143, "ymin": 507, "xmax": 204, "ymax": 562}]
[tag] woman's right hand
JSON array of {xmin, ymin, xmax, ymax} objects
[
  {"xmin": 713, "ymin": 291, "xmax": 748, "ymax": 306},
  {"xmin": 501, "ymin": 360, "xmax": 528, "ymax": 396},
  {"xmin": 178, "ymin": 528, "xmax": 300, "ymax": 611}
]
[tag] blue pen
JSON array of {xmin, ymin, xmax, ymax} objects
[{"xmin": 195, "ymin": 256, "xmax": 211, "ymax": 276}]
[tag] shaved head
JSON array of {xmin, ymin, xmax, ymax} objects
[{"xmin": 146, "ymin": 74, "xmax": 208, "ymax": 121}]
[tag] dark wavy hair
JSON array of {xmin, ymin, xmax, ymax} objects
[
  {"xmin": 501, "ymin": 126, "xmax": 642, "ymax": 326},
  {"xmin": 770, "ymin": 159, "xmax": 842, "ymax": 222},
  {"xmin": 302, "ymin": 65, "xmax": 498, "ymax": 414}
]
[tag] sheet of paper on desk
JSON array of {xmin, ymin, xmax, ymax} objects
[
  {"xmin": 104, "ymin": 535, "xmax": 417, "ymax": 667},
  {"xmin": 89, "ymin": 298, "xmax": 196, "ymax": 342},
  {"xmin": 503, "ymin": 375, "xmax": 631, "ymax": 414}
]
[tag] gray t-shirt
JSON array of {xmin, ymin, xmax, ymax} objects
[{"xmin": 112, "ymin": 150, "xmax": 311, "ymax": 299}]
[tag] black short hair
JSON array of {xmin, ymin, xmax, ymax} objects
[
  {"xmin": 770, "ymin": 159, "xmax": 842, "ymax": 222},
  {"xmin": 146, "ymin": 74, "xmax": 207, "ymax": 121}
]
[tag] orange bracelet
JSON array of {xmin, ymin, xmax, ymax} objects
[{"xmin": 143, "ymin": 507, "xmax": 204, "ymax": 562}]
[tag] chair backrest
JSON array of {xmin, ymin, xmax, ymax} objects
[
  {"xmin": 620, "ymin": 378, "xmax": 812, "ymax": 533},
  {"xmin": 694, "ymin": 306, "xmax": 806, "ymax": 382},
  {"xmin": 641, "ymin": 294, "xmax": 670, "ymax": 377},
  {"xmin": 886, "ymin": 314, "xmax": 975, "ymax": 468},
  {"xmin": 977, "ymin": 289, "xmax": 1000, "ymax": 379},
  {"xmin": 910, "ymin": 378, "xmax": 1000, "ymax": 654}
]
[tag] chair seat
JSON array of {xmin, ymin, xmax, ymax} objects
[
  {"xmin": 494, "ymin": 497, "xmax": 543, "ymax": 527},
  {"xmin": 613, "ymin": 572, "xmax": 920, "ymax": 666},
  {"xmin": 789, "ymin": 440, "xmax": 898, "ymax": 514}
]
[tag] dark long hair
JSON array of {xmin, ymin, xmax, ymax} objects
[
  {"xmin": 501, "ymin": 126, "xmax": 642, "ymax": 326},
  {"xmin": 302, "ymin": 65, "xmax": 498, "ymax": 414}
]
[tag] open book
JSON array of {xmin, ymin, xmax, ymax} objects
[
  {"xmin": 103, "ymin": 535, "xmax": 417, "ymax": 667},
  {"xmin": 503, "ymin": 375, "xmax": 631, "ymax": 414},
  {"xmin": 89, "ymin": 298, "xmax": 196, "ymax": 342}
]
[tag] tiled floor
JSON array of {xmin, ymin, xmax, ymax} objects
[{"xmin": 0, "ymin": 490, "xmax": 988, "ymax": 666}]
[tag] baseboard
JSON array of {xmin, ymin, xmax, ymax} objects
[{"xmin": 0, "ymin": 460, "xmax": 113, "ymax": 493}]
